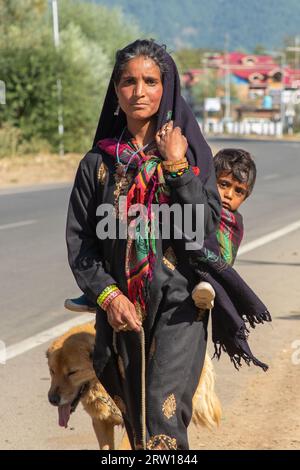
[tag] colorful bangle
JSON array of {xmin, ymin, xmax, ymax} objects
[
  {"xmin": 162, "ymin": 157, "xmax": 188, "ymax": 167},
  {"xmin": 162, "ymin": 161, "xmax": 189, "ymax": 172},
  {"xmin": 101, "ymin": 289, "xmax": 122, "ymax": 311},
  {"xmin": 97, "ymin": 284, "xmax": 119, "ymax": 307},
  {"xmin": 166, "ymin": 167, "xmax": 190, "ymax": 178},
  {"xmin": 162, "ymin": 162, "xmax": 188, "ymax": 171}
]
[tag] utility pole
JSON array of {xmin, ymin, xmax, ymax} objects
[
  {"xmin": 268, "ymin": 50, "xmax": 286, "ymax": 136},
  {"xmin": 283, "ymin": 42, "xmax": 300, "ymax": 135},
  {"xmin": 224, "ymin": 33, "xmax": 231, "ymax": 123},
  {"xmin": 51, "ymin": 0, "xmax": 64, "ymax": 156},
  {"xmin": 0, "ymin": 80, "xmax": 5, "ymax": 105},
  {"xmin": 295, "ymin": 36, "xmax": 300, "ymax": 70},
  {"xmin": 279, "ymin": 52, "xmax": 285, "ymax": 135},
  {"xmin": 286, "ymin": 39, "xmax": 300, "ymax": 70}
]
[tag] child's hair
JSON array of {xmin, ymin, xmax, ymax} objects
[{"xmin": 214, "ymin": 148, "xmax": 256, "ymax": 197}]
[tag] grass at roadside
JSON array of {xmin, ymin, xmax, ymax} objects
[{"xmin": 0, "ymin": 153, "xmax": 82, "ymax": 188}]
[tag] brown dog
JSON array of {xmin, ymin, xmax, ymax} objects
[{"xmin": 47, "ymin": 322, "xmax": 221, "ymax": 450}]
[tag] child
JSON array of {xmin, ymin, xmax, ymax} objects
[
  {"xmin": 65, "ymin": 148, "xmax": 255, "ymax": 315},
  {"xmin": 189, "ymin": 148, "xmax": 270, "ymax": 370},
  {"xmin": 191, "ymin": 148, "xmax": 256, "ymax": 312}
]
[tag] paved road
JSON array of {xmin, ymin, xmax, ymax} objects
[
  {"xmin": 0, "ymin": 183, "xmax": 77, "ymax": 345},
  {"xmin": 0, "ymin": 140, "xmax": 299, "ymax": 449}
]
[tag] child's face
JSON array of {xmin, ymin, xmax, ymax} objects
[{"xmin": 217, "ymin": 172, "xmax": 249, "ymax": 212}]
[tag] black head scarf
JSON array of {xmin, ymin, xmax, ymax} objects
[{"xmin": 92, "ymin": 43, "xmax": 213, "ymax": 183}]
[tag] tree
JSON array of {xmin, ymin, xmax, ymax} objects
[
  {"xmin": 59, "ymin": 0, "xmax": 140, "ymax": 64},
  {"xmin": 253, "ymin": 44, "xmax": 267, "ymax": 55},
  {"xmin": 189, "ymin": 68, "xmax": 238, "ymax": 119},
  {"xmin": 0, "ymin": 0, "xmax": 142, "ymax": 154},
  {"xmin": 173, "ymin": 48, "xmax": 203, "ymax": 73},
  {"xmin": 173, "ymin": 48, "xmax": 221, "ymax": 74},
  {"xmin": 190, "ymin": 69, "xmax": 220, "ymax": 104}
]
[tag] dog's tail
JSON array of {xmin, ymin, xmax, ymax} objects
[{"xmin": 192, "ymin": 352, "xmax": 222, "ymax": 429}]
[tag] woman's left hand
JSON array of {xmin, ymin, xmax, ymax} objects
[{"xmin": 156, "ymin": 120, "xmax": 188, "ymax": 162}]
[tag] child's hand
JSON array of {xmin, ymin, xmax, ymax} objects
[{"xmin": 156, "ymin": 121, "xmax": 188, "ymax": 162}]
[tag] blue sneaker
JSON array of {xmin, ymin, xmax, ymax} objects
[{"xmin": 64, "ymin": 294, "xmax": 96, "ymax": 313}]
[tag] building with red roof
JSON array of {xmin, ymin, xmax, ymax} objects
[{"xmin": 182, "ymin": 51, "xmax": 300, "ymax": 97}]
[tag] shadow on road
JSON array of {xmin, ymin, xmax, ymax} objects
[
  {"xmin": 277, "ymin": 313, "xmax": 300, "ymax": 320},
  {"xmin": 237, "ymin": 259, "xmax": 300, "ymax": 267}
]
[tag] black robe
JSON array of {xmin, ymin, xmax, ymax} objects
[{"xmin": 66, "ymin": 147, "xmax": 221, "ymax": 450}]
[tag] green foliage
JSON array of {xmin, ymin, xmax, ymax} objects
[
  {"xmin": 174, "ymin": 49, "xmax": 205, "ymax": 73},
  {"xmin": 0, "ymin": 0, "xmax": 141, "ymax": 155},
  {"xmin": 60, "ymin": 0, "xmax": 140, "ymax": 62},
  {"xmin": 0, "ymin": 124, "xmax": 22, "ymax": 158},
  {"xmin": 55, "ymin": 23, "xmax": 111, "ymax": 152},
  {"xmin": 253, "ymin": 44, "xmax": 268, "ymax": 55},
  {"xmin": 0, "ymin": 0, "xmax": 49, "ymax": 49},
  {"xmin": 0, "ymin": 39, "xmax": 58, "ymax": 139},
  {"xmin": 191, "ymin": 70, "xmax": 220, "ymax": 104},
  {"xmin": 94, "ymin": 0, "xmax": 300, "ymax": 52},
  {"xmin": 190, "ymin": 69, "xmax": 238, "ymax": 111}
]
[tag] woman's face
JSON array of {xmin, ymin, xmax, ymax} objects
[{"xmin": 115, "ymin": 56, "xmax": 163, "ymax": 123}]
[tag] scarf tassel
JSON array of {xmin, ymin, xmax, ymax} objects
[
  {"xmin": 213, "ymin": 323, "xmax": 269, "ymax": 372},
  {"xmin": 242, "ymin": 309, "xmax": 272, "ymax": 328},
  {"xmin": 127, "ymin": 247, "xmax": 157, "ymax": 312}
]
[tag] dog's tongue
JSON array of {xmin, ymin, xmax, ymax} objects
[{"xmin": 58, "ymin": 404, "xmax": 71, "ymax": 428}]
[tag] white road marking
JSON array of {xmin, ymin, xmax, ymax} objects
[
  {"xmin": 262, "ymin": 173, "xmax": 279, "ymax": 181},
  {"xmin": 4, "ymin": 219, "xmax": 300, "ymax": 361},
  {"xmin": 0, "ymin": 182, "xmax": 70, "ymax": 196},
  {"xmin": 0, "ymin": 220, "xmax": 36, "ymax": 231},
  {"xmin": 5, "ymin": 314, "xmax": 95, "ymax": 361},
  {"xmin": 238, "ymin": 219, "xmax": 300, "ymax": 256}
]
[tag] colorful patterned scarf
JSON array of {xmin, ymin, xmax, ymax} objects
[
  {"xmin": 216, "ymin": 208, "xmax": 244, "ymax": 266},
  {"xmin": 98, "ymin": 137, "xmax": 170, "ymax": 314}
]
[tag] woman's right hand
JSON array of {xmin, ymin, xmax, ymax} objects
[
  {"xmin": 106, "ymin": 294, "xmax": 142, "ymax": 332},
  {"xmin": 156, "ymin": 121, "xmax": 188, "ymax": 162}
]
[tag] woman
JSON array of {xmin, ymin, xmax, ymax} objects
[{"xmin": 66, "ymin": 39, "xmax": 221, "ymax": 450}]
